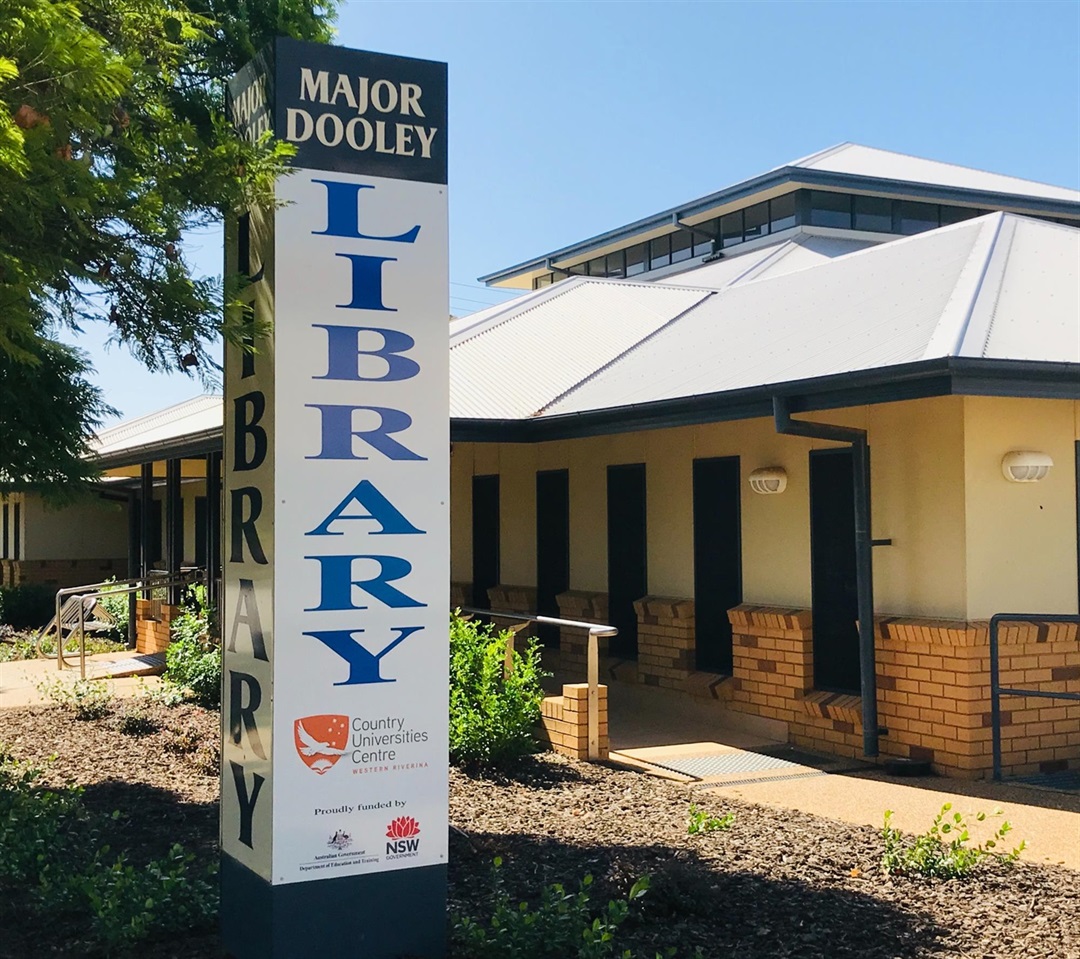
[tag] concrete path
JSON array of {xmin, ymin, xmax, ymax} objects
[
  {"xmin": 0, "ymin": 650, "xmax": 164, "ymax": 708},
  {"xmin": 604, "ymin": 680, "xmax": 1080, "ymax": 870}
]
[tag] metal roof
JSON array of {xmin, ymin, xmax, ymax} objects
[
  {"xmin": 655, "ymin": 233, "xmax": 876, "ymax": 289},
  {"xmin": 450, "ymin": 281, "xmax": 710, "ymax": 419},
  {"xmin": 788, "ymin": 144, "xmax": 1080, "ymax": 203},
  {"xmin": 92, "ymin": 394, "xmax": 222, "ymax": 464},
  {"xmin": 452, "ymin": 213, "xmax": 1079, "ymax": 422},
  {"xmin": 479, "ymin": 142, "xmax": 1080, "ymax": 287},
  {"xmin": 90, "ymin": 213, "xmax": 1078, "ymax": 461}
]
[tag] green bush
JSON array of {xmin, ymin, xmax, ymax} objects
[
  {"xmin": 449, "ymin": 613, "xmax": 546, "ymax": 767},
  {"xmin": 163, "ymin": 586, "xmax": 221, "ymax": 707},
  {"xmin": 0, "ymin": 584, "xmax": 55, "ymax": 629},
  {"xmin": 96, "ymin": 579, "xmax": 131, "ymax": 642},
  {"xmin": 0, "ymin": 752, "xmax": 217, "ymax": 951},
  {"xmin": 35, "ymin": 676, "xmax": 114, "ymax": 720},
  {"xmin": 452, "ymin": 859, "xmax": 657, "ymax": 959},
  {"xmin": 881, "ymin": 803, "xmax": 1025, "ymax": 879},
  {"xmin": 687, "ymin": 804, "xmax": 735, "ymax": 835}
]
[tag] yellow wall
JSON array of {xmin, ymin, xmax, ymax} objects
[
  {"xmin": 20, "ymin": 493, "xmax": 128, "ymax": 561},
  {"xmin": 963, "ymin": 397, "xmax": 1079, "ymax": 618},
  {"xmin": 449, "ymin": 395, "xmax": 979, "ymax": 618}
]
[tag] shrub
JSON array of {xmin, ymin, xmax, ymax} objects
[
  {"xmin": 0, "ymin": 753, "xmax": 217, "ymax": 951},
  {"xmin": 449, "ymin": 613, "xmax": 546, "ymax": 767},
  {"xmin": 35, "ymin": 676, "xmax": 114, "ymax": 720},
  {"xmin": 163, "ymin": 586, "xmax": 221, "ymax": 707},
  {"xmin": 96, "ymin": 579, "xmax": 131, "ymax": 642},
  {"xmin": 451, "ymin": 858, "xmax": 654, "ymax": 958},
  {"xmin": 0, "ymin": 584, "xmax": 55, "ymax": 629},
  {"xmin": 687, "ymin": 804, "xmax": 734, "ymax": 835},
  {"xmin": 881, "ymin": 803, "xmax": 1025, "ymax": 879}
]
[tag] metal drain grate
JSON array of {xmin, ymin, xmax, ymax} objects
[
  {"xmin": 689, "ymin": 770, "xmax": 831, "ymax": 789},
  {"xmin": 645, "ymin": 750, "xmax": 804, "ymax": 779},
  {"xmin": 1011, "ymin": 770, "xmax": 1080, "ymax": 792}
]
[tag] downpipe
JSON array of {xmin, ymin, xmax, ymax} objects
[{"xmin": 773, "ymin": 396, "xmax": 879, "ymax": 758}]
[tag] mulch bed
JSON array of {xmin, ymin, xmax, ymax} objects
[{"xmin": 2, "ymin": 704, "xmax": 1078, "ymax": 958}]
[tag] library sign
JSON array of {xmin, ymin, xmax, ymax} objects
[{"xmin": 223, "ymin": 39, "xmax": 448, "ymax": 959}]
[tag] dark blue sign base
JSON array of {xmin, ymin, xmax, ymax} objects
[{"xmin": 221, "ymin": 853, "xmax": 447, "ymax": 958}]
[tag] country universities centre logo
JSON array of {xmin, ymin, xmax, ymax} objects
[
  {"xmin": 294, "ymin": 715, "xmax": 349, "ymax": 774},
  {"xmin": 385, "ymin": 816, "xmax": 421, "ymax": 858}
]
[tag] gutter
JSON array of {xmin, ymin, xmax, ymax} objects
[{"xmin": 772, "ymin": 396, "xmax": 879, "ymax": 758}]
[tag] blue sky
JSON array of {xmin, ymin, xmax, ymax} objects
[{"xmin": 72, "ymin": 0, "xmax": 1080, "ymax": 423}]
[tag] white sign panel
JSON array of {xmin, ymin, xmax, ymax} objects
[{"xmin": 272, "ymin": 169, "xmax": 448, "ymax": 882}]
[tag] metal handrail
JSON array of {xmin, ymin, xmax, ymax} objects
[
  {"xmin": 51, "ymin": 570, "xmax": 204, "ymax": 679},
  {"xmin": 990, "ymin": 612, "xmax": 1080, "ymax": 781},
  {"xmin": 459, "ymin": 607, "xmax": 617, "ymax": 760}
]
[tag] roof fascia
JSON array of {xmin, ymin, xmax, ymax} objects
[
  {"xmin": 478, "ymin": 168, "xmax": 1080, "ymax": 287},
  {"xmin": 92, "ymin": 428, "xmax": 223, "ymax": 470},
  {"xmin": 450, "ymin": 358, "xmax": 1080, "ymax": 443}
]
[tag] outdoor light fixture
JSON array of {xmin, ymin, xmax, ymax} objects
[
  {"xmin": 1001, "ymin": 451, "xmax": 1053, "ymax": 483},
  {"xmin": 748, "ymin": 466, "xmax": 788, "ymax": 495}
]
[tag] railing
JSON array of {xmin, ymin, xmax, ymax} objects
[
  {"xmin": 459, "ymin": 607, "xmax": 617, "ymax": 760},
  {"xmin": 990, "ymin": 612, "xmax": 1080, "ymax": 781},
  {"xmin": 49, "ymin": 570, "xmax": 203, "ymax": 680}
]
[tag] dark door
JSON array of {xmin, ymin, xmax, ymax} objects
[
  {"xmin": 693, "ymin": 457, "xmax": 742, "ymax": 673},
  {"xmin": 809, "ymin": 449, "xmax": 860, "ymax": 692},
  {"xmin": 607, "ymin": 464, "xmax": 647, "ymax": 659},
  {"xmin": 536, "ymin": 470, "xmax": 570, "ymax": 647},
  {"xmin": 471, "ymin": 475, "xmax": 500, "ymax": 610},
  {"xmin": 194, "ymin": 496, "xmax": 208, "ymax": 568}
]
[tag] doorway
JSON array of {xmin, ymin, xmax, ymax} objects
[
  {"xmin": 536, "ymin": 470, "xmax": 570, "ymax": 647},
  {"xmin": 809, "ymin": 448, "xmax": 860, "ymax": 692},
  {"xmin": 471, "ymin": 475, "xmax": 500, "ymax": 610},
  {"xmin": 693, "ymin": 457, "xmax": 742, "ymax": 673},
  {"xmin": 607, "ymin": 464, "xmax": 647, "ymax": 659}
]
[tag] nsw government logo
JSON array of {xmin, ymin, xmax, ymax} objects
[
  {"xmin": 294, "ymin": 715, "xmax": 349, "ymax": 774},
  {"xmin": 385, "ymin": 816, "xmax": 421, "ymax": 859}
]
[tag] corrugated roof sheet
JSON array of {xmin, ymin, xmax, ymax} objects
[
  {"xmin": 450, "ymin": 280, "xmax": 710, "ymax": 419},
  {"xmin": 92, "ymin": 394, "xmax": 222, "ymax": 457},
  {"xmin": 656, "ymin": 234, "xmax": 876, "ymax": 289},
  {"xmin": 451, "ymin": 213, "xmax": 1079, "ymax": 420}
]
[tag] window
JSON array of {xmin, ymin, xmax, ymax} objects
[
  {"xmin": 625, "ymin": 242, "xmax": 647, "ymax": 276},
  {"xmin": 768, "ymin": 193, "xmax": 797, "ymax": 232},
  {"xmin": 693, "ymin": 219, "xmax": 718, "ymax": 257},
  {"xmin": 533, "ymin": 273, "xmax": 554, "ymax": 289},
  {"xmin": 605, "ymin": 249, "xmax": 626, "ymax": 277},
  {"xmin": 1, "ymin": 502, "xmax": 8, "ymax": 559},
  {"xmin": 809, "ymin": 191, "xmax": 851, "ymax": 228},
  {"xmin": 743, "ymin": 201, "xmax": 769, "ymax": 240},
  {"xmin": 898, "ymin": 201, "xmax": 938, "ymax": 235},
  {"xmin": 940, "ymin": 205, "xmax": 978, "ymax": 226},
  {"xmin": 13, "ymin": 502, "xmax": 20, "ymax": 561},
  {"xmin": 649, "ymin": 234, "xmax": 671, "ymax": 270},
  {"xmin": 671, "ymin": 229, "xmax": 692, "ymax": 263},
  {"xmin": 720, "ymin": 210, "xmax": 744, "ymax": 248},
  {"xmin": 853, "ymin": 195, "xmax": 892, "ymax": 233}
]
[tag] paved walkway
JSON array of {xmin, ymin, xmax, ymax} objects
[
  {"xmin": 0, "ymin": 650, "xmax": 164, "ymax": 708},
  {"xmin": 604, "ymin": 681, "xmax": 1080, "ymax": 870}
]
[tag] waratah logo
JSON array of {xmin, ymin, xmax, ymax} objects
[
  {"xmin": 386, "ymin": 816, "xmax": 420, "ymax": 839},
  {"xmin": 293, "ymin": 715, "xmax": 349, "ymax": 775}
]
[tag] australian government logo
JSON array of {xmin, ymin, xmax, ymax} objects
[
  {"xmin": 294, "ymin": 713, "xmax": 431, "ymax": 775},
  {"xmin": 385, "ymin": 816, "xmax": 421, "ymax": 860}
]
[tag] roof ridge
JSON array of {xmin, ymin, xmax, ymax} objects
[
  {"xmin": 533, "ymin": 290, "xmax": 714, "ymax": 417},
  {"xmin": 919, "ymin": 213, "xmax": 1009, "ymax": 360}
]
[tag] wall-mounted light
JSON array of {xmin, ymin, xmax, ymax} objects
[
  {"xmin": 749, "ymin": 467, "xmax": 787, "ymax": 495},
  {"xmin": 1001, "ymin": 450, "xmax": 1053, "ymax": 483}
]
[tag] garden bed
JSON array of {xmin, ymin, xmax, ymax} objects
[{"xmin": 1, "ymin": 703, "xmax": 1078, "ymax": 958}]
